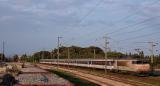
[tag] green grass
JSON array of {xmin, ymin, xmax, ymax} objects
[
  {"xmin": 48, "ymin": 69, "xmax": 99, "ymax": 86},
  {"xmin": 63, "ymin": 67, "xmax": 160, "ymax": 86}
]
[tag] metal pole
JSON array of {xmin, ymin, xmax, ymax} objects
[
  {"xmin": 150, "ymin": 42, "xmax": 154, "ymax": 72},
  {"xmin": 94, "ymin": 48, "xmax": 96, "ymax": 59},
  {"xmin": 151, "ymin": 42, "xmax": 154, "ymax": 64},
  {"xmin": 57, "ymin": 36, "xmax": 62, "ymax": 68},
  {"xmin": 136, "ymin": 41, "xmax": 158, "ymax": 72},
  {"xmin": 68, "ymin": 47, "xmax": 70, "ymax": 68},
  {"xmin": 2, "ymin": 41, "xmax": 4, "ymax": 61},
  {"xmin": 104, "ymin": 35, "xmax": 109, "ymax": 73},
  {"xmin": 105, "ymin": 38, "xmax": 107, "ymax": 73},
  {"xmin": 149, "ymin": 42, "xmax": 158, "ymax": 72},
  {"xmin": 43, "ymin": 48, "xmax": 45, "ymax": 59},
  {"xmin": 57, "ymin": 37, "xmax": 60, "ymax": 67}
]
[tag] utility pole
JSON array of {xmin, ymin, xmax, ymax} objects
[
  {"xmin": 136, "ymin": 41, "xmax": 158, "ymax": 72},
  {"xmin": 94, "ymin": 39, "xmax": 98, "ymax": 59},
  {"xmin": 57, "ymin": 36, "xmax": 62, "ymax": 67},
  {"xmin": 149, "ymin": 42, "xmax": 158, "ymax": 72},
  {"xmin": 150, "ymin": 42, "xmax": 155, "ymax": 64},
  {"xmin": 68, "ymin": 47, "xmax": 70, "ymax": 60},
  {"xmin": 67, "ymin": 47, "xmax": 70, "ymax": 68},
  {"xmin": 42, "ymin": 48, "xmax": 45, "ymax": 59},
  {"xmin": 103, "ymin": 34, "xmax": 109, "ymax": 73},
  {"xmin": 2, "ymin": 41, "xmax": 5, "ymax": 61},
  {"xmin": 94, "ymin": 48, "xmax": 96, "ymax": 59},
  {"xmin": 135, "ymin": 48, "xmax": 141, "ymax": 57}
]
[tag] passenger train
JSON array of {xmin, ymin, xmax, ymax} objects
[{"xmin": 40, "ymin": 59, "xmax": 150, "ymax": 73}]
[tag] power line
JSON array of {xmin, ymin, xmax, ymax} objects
[
  {"xmin": 69, "ymin": 0, "xmax": 104, "ymax": 27},
  {"xmin": 64, "ymin": 0, "xmax": 160, "ymax": 45},
  {"xmin": 87, "ymin": 0, "xmax": 160, "ymax": 37},
  {"xmin": 108, "ymin": 0, "xmax": 160, "ymax": 35},
  {"xmin": 62, "ymin": 0, "xmax": 160, "ymax": 49},
  {"xmin": 62, "ymin": 0, "xmax": 104, "ymax": 44},
  {"xmin": 77, "ymin": 0, "xmax": 104, "ymax": 24},
  {"xmin": 111, "ymin": 0, "xmax": 160, "ymax": 25},
  {"xmin": 112, "ymin": 23, "xmax": 160, "ymax": 36},
  {"xmin": 118, "ymin": 31, "xmax": 160, "ymax": 42},
  {"xmin": 108, "ymin": 16, "xmax": 160, "ymax": 35},
  {"xmin": 71, "ymin": 16, "xmax": 160, "ymax": 45}
]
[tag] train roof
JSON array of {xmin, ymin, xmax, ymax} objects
[{"xmin": 40, "ymin": 59, "xmax": 142, "ymax": 61}]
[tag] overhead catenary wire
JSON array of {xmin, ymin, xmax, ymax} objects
[
  {"xmin": 62, "ymin": 0, "xmax": 160, "ymax": 51},
  {"xmin": 102, "ymin": 0, "xmax": 160, "ymax": 35},
  {"xmin": 112, "ymin": 23, "xmax": 160, "ymax": 37},
  {"xmin": 64, "ymin": 0, "xmax": 160, "ymax": 45},
  {"xmin": 108, "ymin": 0, "xmax": 160, "ymax": 35},
  {"xmin": 69, "ymin": 0, "xmax": 160, "ymax": 41},
  {"xmin": 111, "ymin": 0, "xmax": 160, "ymax": 26},
  {"xmin": 72, "ymin": 14, "xmax": 160, "ymax": 45},
  {"xmin": 76, "ymin": 0, "xmax": 104, "ymax": 24},
  {"xmin": 108, "ymin": 16, "xmax": 160, "ymax": 35},
  {"xmin": 62, "ymin": 0, "xmax": 104, "ymax": 44},
  {"xmin": 84, "ymin": 19, "xmax": 160, "ymax": 47},
  {"xmin": 118, "ymin": 31, "xmax": 160, "ymax": 42}
]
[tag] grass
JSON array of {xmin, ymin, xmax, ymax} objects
[
  {"xmin": 48, "ymin": 69, "xmax": 99, "ymax": 86},
  {"xmin": 43, "ymin": 65, "xmax": 160, "ymax": 86},
  {"xmin": 64, "ymin": 67, "xmax": 160, "ymax": 86}
]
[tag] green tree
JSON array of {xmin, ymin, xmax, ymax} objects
[
  {"xmin": 0, "ymin": 53, "xmax": 5, "ymax": 61},
  {"xmin": 50, "ymin": 46, "xmax": 125, "ymax": 59},
  {"xmin": 13, "ymin": 54, "xmax": 19, "ymax": 62},
  {"xmin": 20, "ymin": 54, "xmax": 28, "ymax": 62},
  {"xmin": 32, "ymin": 51, "xmax": 52, "ymax": 62}
]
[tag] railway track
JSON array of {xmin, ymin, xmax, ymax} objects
[
  {"xmin": 70, "ymin": 69, "xmax": 153, "ymax": 86},
  {"xmin": 37, "ymin": 64, "xmax": 115, "ymax": 86},
  {"xmin": 37, "ymin": 64, "xmax": 153, "ymax": 86}
]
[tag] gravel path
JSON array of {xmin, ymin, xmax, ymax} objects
[
  {"xmin": 15, "ymin": 63, "xmax": 72, "ymax": 86},
  {"xmin": 21, "ymin": 67, "xmax": 48, "ymax": 73},
  {"xmin": 16, "ymin": 73, "xmax": 71, "ymax": 85}
]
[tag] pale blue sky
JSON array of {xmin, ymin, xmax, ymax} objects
[{"xmin": 0, "ymin": 0, "xmax": 160, "ymax": 56}]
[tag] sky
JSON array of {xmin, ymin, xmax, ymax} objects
[{"xmin": 0, "ymin": 0, "xmax": 160, "ymax": 56}]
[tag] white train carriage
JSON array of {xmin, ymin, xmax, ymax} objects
[{"xmin": 40, "ymin": 59, "xmax": 150, "ymax": 73}]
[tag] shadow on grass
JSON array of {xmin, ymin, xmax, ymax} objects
[
  {"xmin": 0, "ymin": 74, "xmax": 16, "ymax": 86},
  {"xmin": 47, "ymin": 69, "xmax": 100, "ymax": 86},
  {"xmin": 148, "ymin": 71, "xmax": 160, "ymax": 77}
]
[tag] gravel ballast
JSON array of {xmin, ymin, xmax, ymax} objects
[
  {"xmin": 15, "ymin": 73, "xmax": 71, "ymax": 86},
  {"xmin": 14, "ymin": 64, "xmax": 72, "ymax": 86}
]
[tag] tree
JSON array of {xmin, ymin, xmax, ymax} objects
[
  {"xmin": 13, "ymin": 54, "xmax": 19, "ymax": 62},
  {"xmin": 20, "ymin": 54, "xmax": 28, "ymax": 62},
  {"xmin": 32, "ymin": 51, "xmax": 52, "ymax": 62},
  {"xmin": 139, "ymin": 51, "xmax": 144, "ymax": 59},
  {"xmin": 50, "ymin": 46, "xmax": 125, "ymax": 59},
  {"xmin": 107, "ymin": 52, "xmax": 125, "ymax": 59},
  {"xmin": 0, "ymin": 53, "xmax": 5, "ymax": 61},
  {"xmin": 30, "ymin": 46, "xmax": 128, "ymax": 63}
]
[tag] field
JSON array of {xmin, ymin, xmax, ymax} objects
[
  {"xmin": 48, "ymin": 69, "xmax": 99, "ymax": 86},
  {"xmin": 68, "ymin": 67, "xmax": 160, "ymax": 86}
]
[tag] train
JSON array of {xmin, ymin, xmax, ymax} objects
[{"xmin": 40, "ymin": 59, "xmax": 151, "ymax": 73}]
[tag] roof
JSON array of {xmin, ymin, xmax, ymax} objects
[{"xmin": 41, "ymin": 59, "xmax": 139, "ymax": 62}]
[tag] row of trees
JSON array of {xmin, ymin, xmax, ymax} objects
[
  {"xmin": 0, "ymin": 53, "xmax": 5, "ymax": 61},
  {"xmin": 9, "ymin": 46, "xmax": 160, "ymax": 67},
  {"xmin": 10, "ymin": 46, "xmax": 125, "ymax": 62},
  {"xmin": 32, "ymin": 46, "xmax": 127, "ymax": 62},
  {"xmin": 12, "ymin": 46, "xmax": 147, "ymax": 62}
]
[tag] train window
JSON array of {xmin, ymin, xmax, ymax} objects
[
  {"xmin": 142, "ymin": 61, "xmax": 149, "ymax": 64},
  {"xmin": 132, "ymin": 61, "xmax": 149, "ymax": 64}
]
